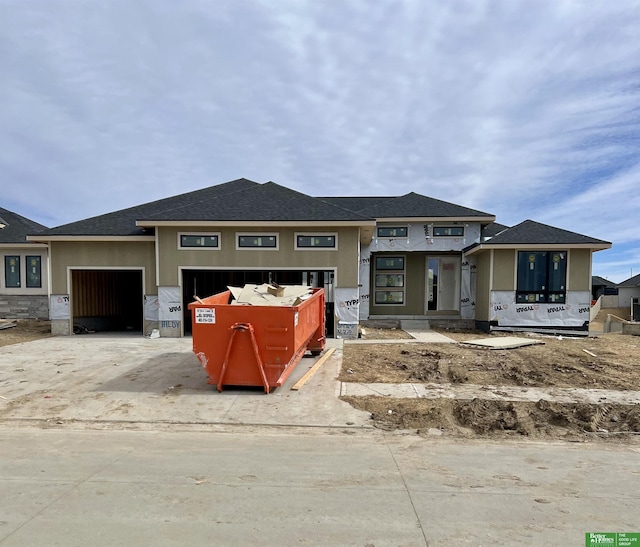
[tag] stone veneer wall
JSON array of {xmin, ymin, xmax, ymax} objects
[{"xmin": 0, "ymin": 295, "xmax": 49, "ymax": 320}]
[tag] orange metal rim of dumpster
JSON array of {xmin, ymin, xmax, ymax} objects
[{"xmin": 188, "ymin": 288, "xmax": 326, "ymax": 393}]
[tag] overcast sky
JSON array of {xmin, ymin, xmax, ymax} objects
[{"xmin": 1, "ymin": 0, "xmax": 638, "ymax": 282}]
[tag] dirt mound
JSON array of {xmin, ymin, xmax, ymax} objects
[{"xmin": 343, "ymin": 396, "xmax": 640, "ymax": 439}]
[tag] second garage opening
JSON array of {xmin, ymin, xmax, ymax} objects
[{"xmin": 181, "ymin": 269, "xmax": 335, "ymax": 336}]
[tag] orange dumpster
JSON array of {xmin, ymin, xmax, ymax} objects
[{"xmin": 188, "ymin": 288, "xmax": 326, "ymax": 393}]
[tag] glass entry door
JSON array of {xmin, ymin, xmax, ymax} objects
[{"xmin": 426, "ymin": 257, "xmax": 460, "ymax": 312}]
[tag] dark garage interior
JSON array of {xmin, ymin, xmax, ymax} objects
[
  {"xmin": 181, "ymin": 269, "xmax": 335, "ymax": 335},
  {"xmin": 71, "ymin": 270, "xmax": 143, "ymax": 333}
]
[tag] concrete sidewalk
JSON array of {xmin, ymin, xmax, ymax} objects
[
  {"xmin": 341, "ymin": 381, "xmax": 640, "ymax": 405},
  {"xmin": 346, "ymin": 329, "xmax": 457, "ymax": 344}
]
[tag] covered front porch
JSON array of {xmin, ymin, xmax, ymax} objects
[{"xmin": 360, "ymin": 251, "xmax": 476, "ymax": 325}]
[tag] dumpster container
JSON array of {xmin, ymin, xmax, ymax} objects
[{"xmin": 188, "ymin": 288, "xmax": 326, "ymax": 393}]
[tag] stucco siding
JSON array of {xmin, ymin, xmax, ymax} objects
[
  {"xmin": 474, "ymin": 252, "xmax": 491, "ymax": 321},
  {"xmin": 568, "ymin": 249, "xmax": 591, "ymax": 291},
  {"xmin": 50, "ymin": 241, "xmax": 156, "ymax": 293},
  {"xmin": 492, "ymin": 249, "xmax": 515, "ymax": 291},
  {"xmin": 157, "ymin": 226, "xmax": 360, "ymax": 287}
]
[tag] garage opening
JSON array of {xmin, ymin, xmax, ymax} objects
[
  {"xmin": 182, "ymin": 269, "xmax": 335, "ymax": 336},
  {"xmin": 71, "ymin": 269, "xmax": 143, "ymax": 334}
]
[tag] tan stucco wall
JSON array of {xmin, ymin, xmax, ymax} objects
[
  {"xmin": 568, "ymin": 249, "xmax": 591, "ymax": 291},
  {"xmin": 156, "ymin": 227, "xmax": 360, "ymax": 287},
  {"xmin": 492, "ymin": 249, "xmax": 515, "ymax": 291},
  {"xmin": 50, "ymin": 241, "xmax": 156, "ymax": 294},
  {"xmin": 474, "ymin": 252, "xmax": 491, "ymax": 321}
]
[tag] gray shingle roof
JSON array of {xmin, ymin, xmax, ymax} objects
[
  {"xmin": 481, "ymin": 222, "xmax": 510, "ymax": 239},
  {"xmin": 317, "ymin": 196, "xmax": 394, "ymax": 213},
  {"xmin": 322, "ymin": 192, "xmax": 493, "ymax": 219},
  {"xmin": 592, "ymin": 275, "xmax": 616, "ymax": 287},
  {"xmin": 0, "ymin": 207, "xmax": 48, "ymax": 244},
  {"xmin": 36, "ymin": 178, "xmax": 259, "ymax": 237},
  {"xmin": 140, "ymin": 182, "xmax": 371, "ymax": 222},
  {"xmin": 617, "ymin": 273, "xmax": 640, "ymax": 287},
  {"xmin": 484, "ymin": 220, "xmax": 611, "ymax": 246}
]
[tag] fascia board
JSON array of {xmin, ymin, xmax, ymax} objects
[
  {"xmin": 374, "ymin": 216, "xmax": 496, "ymax": 223},
  {"xmin": 136, "ymin": 220, "xmax": 376, "ymax": 228},
  {"xmin": 465, "ymin": 242, "xmax": 611, "ymax": 256},
  {"xmin": 0, "ymin": 242, "xmax": 49, "ymax": 248},
  {"xmin": 27, "ymin": 235, "xmax": 156, "ymax": 242}
]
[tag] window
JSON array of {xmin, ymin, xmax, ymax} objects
[
  {"xmin": 179, "ymin": 233, "xmax": 220, "ymax": 249},
  {"xmin": 517, "ymin": 251, "xmax": 567, "ymax": 303},
  {"xmin": 26, "ymin": 256, "xmax": 41, "ymax": 288},
  {"xmin": 377, "ymin": 227, "xmax": 408, "ymax": 238},
  {"xmin": 4, "ymin": 256, "xmax": 20, "ymax": 288},
  {"xmin": 375, "ymin": 256, "xmax": 404, "ymax": 270},
  {"xmin": 236, "ymin": 233, "xmax": 278, "ymax": 250},
  {"xmin": 374, "ymin": 255, "xmax": 405, "ymax": 305},
  {"xmin": 295, "ymin": 233, "xmax": 337, "ymax": 249},
  {"xmin": 433, "ymin": 226, "xmax": 464, "ymax": 237}
]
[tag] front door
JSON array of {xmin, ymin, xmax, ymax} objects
[{"xmin": 426, "ymin": 257, "xmax": 460, "ymax": 312}]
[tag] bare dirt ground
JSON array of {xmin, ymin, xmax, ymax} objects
[
  {"xmin": 341, "ymin": 328, "xmax": 640, "ymax": 440},
  {"xmin": 0, "ymin": 320, "xmax": 51, "ymax": 348}
]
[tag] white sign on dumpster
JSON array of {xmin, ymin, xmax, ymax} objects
[{"xmin": 195, "ymin": 308, "xmax": 216, "ymax": 324}]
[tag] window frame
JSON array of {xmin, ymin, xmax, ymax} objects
[
  {"xmin": 25, "ymin": 255, "xmax": 42, "ymax": 288},
  {"xmin": 294, "ymin": 232, "xmax": 338, "ymax": 251},
  {"xmin": 516, "ymin": 250, "xmax": 567, "ymax": 304},
  {"xmin": 4, "ymin": 255, "xmax": 21, "ymax": 288},
  {"xmin": 377, "ymin": 226, "xmax": 408, "ymax": 239},
  {"xmin": 373, "ymin": 255, "xmax": 406, "ymax": 306},
  {"xmin": 433, "ymin": 226, "xmax": 465, "ymax": 237},
  {"xmin": 236, "ymin": 233, "xmax": 279, "ymax": 250},
  {"xmin": 177, "ymin": 232, "xmax": 221, "ymax": 250}
]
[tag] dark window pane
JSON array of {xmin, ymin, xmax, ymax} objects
[
  {"xmin": 5, "ymin": 256, "xmax": 20, "ymax": 288},
  {"xmin": 377, "ymin": 227, "xmax": 407, "ymax": 238},
  {"xmin": 375, "ymin": 256, "xmax": 404, "ymax": 270},
  {"xmin": 26, "ymin": 256, "xmax": 41, "ymax": 288},
  {"xmin": 375, "ymin": 274, "xmax": 404, "ymax": 287},
  {"xmin": 238, "ymin": 235, "xmax": 277, "ymax": 248},
  {"xmin": 297, "ymin": 235, "xmax": 335, "ymax": 248},
  {"xmin": 375, "ymin": 291, "xmax": 404, "ymax": 304},
  {"xmin": 181, "ymin": 235, "xmax": 218, "ymax": 247},
  {"xmin": 433, "ymin": 226, "xmax": 464, "ymax": 237},
  {"xmin": 548, "ymin": 252, "xmax": 567, "ymax": 291},
  {"xmin": 517, "ymin": 252, "xmax": 547, "ymax": 292}
]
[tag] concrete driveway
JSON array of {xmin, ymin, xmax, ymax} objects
[{"xmin": 0, "ymin": 334, "xmax": 368, "ymax": 429}]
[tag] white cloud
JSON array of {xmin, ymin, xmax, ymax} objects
[{"xmin": 0, "ymin": 0, "xmax": 638, "ymax": 289}]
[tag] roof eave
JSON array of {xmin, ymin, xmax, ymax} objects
[
  {"xmin": 136, "ymin": 220, "xmax": 376, "ymax": 228},
  {"xmin": 27, "ymin": 235, "xmax": 155, "ymax": 242},
  {"xmin": 0, "ymin": 241, "xmax": 49, "ymax": 248},
  {"xmin": 374, "ymin": 216, "xmax": 495, "ymax": 223},
  {"xmin": 465, "ymin": 242, "xmax": 611, "ymax": 256}
]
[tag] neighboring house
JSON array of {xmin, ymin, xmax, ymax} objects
[
  {"xmin": 591, "ymin": 275, "xmax": 618, "ymax": 301},
  {"xmin": 617, "ymin": 273, "xmax": 640, "ymax": 310},
  {"xmin": 27, "ymin": 179, "xmax": 611, "ymax": 337},
  {"xmin": 0, "ymin": 207, "xmax": 49, "ymax": 319}
]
